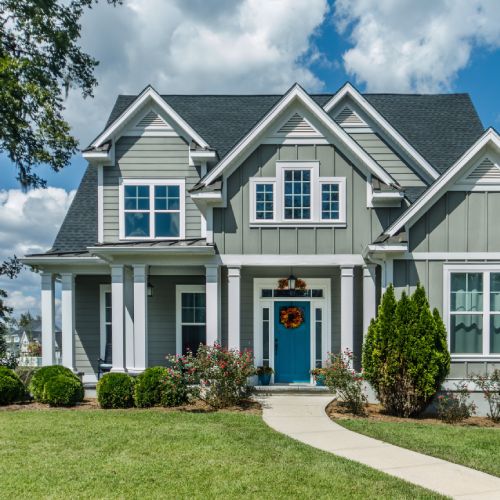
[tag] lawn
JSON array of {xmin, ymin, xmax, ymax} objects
[
  {"xmin": 0, "ymin": 409, "xmax": 443, "ymax": 499},
  {"xmin": 338, "ymin": 419, "xmax": 500, "ymax": 478}
]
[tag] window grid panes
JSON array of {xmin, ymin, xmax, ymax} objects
[
  {"xmin": 450, "ymin": 271, "xmax": 500, "ymax": 356},
  {"xmin": 284, "ymin": 169, "xmax": 311, "ymax": 220},
  {"xmin": 255, "ymin": 183, "xmax": 274, "ymax": 220},
  {"xmin": 315, "ymin": 308, "xmax": 322, "ymax": 368},
  {"xmin": 262, "ymin": 308, "xmax": 270, "ymax": 365},
  {"xmin": 103, "ymin": 291, "xmax": 112, "ymax": 364},
  {"xmin": 123, "ymin": 183, "xmax": 182, "ymax": 238},
  {"xmin": 321, "ymin": 183, "xmax": 340, "ymax": 220},
  {"xmin": 181, "ymin": 292, "xmax": 206, "ymax": 355}
]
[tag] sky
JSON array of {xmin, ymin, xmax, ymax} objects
[{"xmin": 1, "ymin": 0, "xmax": 500, "ymax": 318}]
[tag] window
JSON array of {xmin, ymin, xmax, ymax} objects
[
  {"xmin": 250, "ymin": 162, "xmax": 345, "ymax": 224},
  {"xmin": 100, "ymin": 285, "xmax": 112, "ymax": 365},
  {"xmin": 315, "ymin": 308, "xmax": 322, "ymax": 368},
  {"xmin": 121, "ymin": 180, "xmax": 184, "ymax": 239},
  {"xmin": 448, "ymin": 269, "xmax": 500, "ymax": 356},
  {"xmin": 262, "ymin": 307, "xmax": 270, "ymax": 366},
  {"xmin": 176, "ymin": 286, "xmax": 206, "ymax": 355}
]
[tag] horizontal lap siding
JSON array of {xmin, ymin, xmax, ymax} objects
[
  {"xmin": 147, "ymin": 275, "xmax": 204, "ymax": 366},
  {"xmin": 75, "ymin": 275, "xmax": 110, "ymax": 376},
  {"xmin": 103, "ymin": 136, "xmax": 201, "ymax": 242},
  {"xmin": 214, "ymin": 144, "xmax": 402, "ymax": 254}
]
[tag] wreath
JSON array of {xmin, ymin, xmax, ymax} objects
[{"xmin": 280, "ymin": 306, "xmax": 304, "ymax": 329}]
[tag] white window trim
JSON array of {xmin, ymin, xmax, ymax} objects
[
  {"xmin": 175, "ymin": 284, "xmax": 206, "ymax": 356},
  {"xmin": 119, "ymin": 178, "xmax": 185, "ymax": 240},
  {"xmin": 249, "ymin": 161, "xmax": 346, "ymax": 226},
  {"xmin": 253, "ymin": 278, "xmax": 331, "ymax": 384},
  {"xmin": 443, "ymin": 264, "xmax": 500, "ymax": 360},
  {"xmin": 99, "ymin": 284, "xmax": 112, "ymax": 363}
]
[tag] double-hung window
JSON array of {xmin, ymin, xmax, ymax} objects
[
  {"xmin": 250, "ymin": 162, "xmax": 345, "ymax": 225},
  {"xmin": 121, "ymin": 180, "xmax": 185, "ymax": 239},
  {"xmin": 447, "ymin": 268, "xmax": 500, "ymax": 357}
]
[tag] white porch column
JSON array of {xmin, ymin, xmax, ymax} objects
[
  {"xmin": 363, "ymin": 264, "xmax": 377, "ymax": 337},
  {"xmin": 227, "ymin": 266, "xmax": 241, "ymax": 351},
  {"xmin": 124, "ymin": 267, "xmax": 135, "ymax": 372},
  {"xmin": 205, "ymin": 264, "xmax": 220, "ymax": 346},
  {"xmin": 61, "ymin": 272, "xmax": 75, "ymax": 371},
  {"xmin": 41, "ymin": 272, "xmax": 56, "ymax": 366},
  {"xmin": 340, "ymin": 265, "xmax": 354, "ymax": 354},
  {"xmin": 111, "ymin": 265, "xmax": 125, "ymax": 372},
  {"xmin": 133, "ymin": 264, "xmax": 148, "ymax": 371}
]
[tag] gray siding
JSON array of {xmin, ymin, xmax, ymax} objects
[
  {"xmin": 103, "ymin": 136, "xmax": 202, "ymax": 242},
  {"xmin": 409, "ymin": 191, "xmax": 500, "ymax": 252},
  {"xmin": 147, "ymin": 274, "xmax": 205, "ymax": 366},
  {"xmin": 214, "ymin": 144, "xmax": 404, "ymax": 254},
  {"xmin": 75, "ymin": 275, "xmax": 110, "ymax": 376}
]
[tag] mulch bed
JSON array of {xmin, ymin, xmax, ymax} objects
[
  {"xmin": 0, "ymin": 398, "xmax": 261, "ymax": 415},
  {"xmin": 326, "ymin": 400, "xmax": 500, "ymax": 428}
]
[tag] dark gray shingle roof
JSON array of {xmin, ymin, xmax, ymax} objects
[{"xmin": 52, "ymin": 90, "xmax": 484, "ymax": 255}]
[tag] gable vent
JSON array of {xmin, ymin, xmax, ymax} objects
[
  {"xmin": 334, "ymin": 106, "xmax": 366, "ymax": 127},
  {"xmin": 136, "ymin": 110, "xmax": 169, "ymax": 129},
  {"xmin": 466, "ymin": 157, "xmax": 500, "ymax": 180},
  {"xmin": 276, "ymin": 113, "xmax": 319, "ymax": 136}
]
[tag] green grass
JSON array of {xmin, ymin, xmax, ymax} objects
[
  {"xmin": 0, "ymin": 409, "xmax": 443, "ymax": 499},
  {"xmin": 338, "ymin": 419, "xmax": 500, "ymax": 478}
]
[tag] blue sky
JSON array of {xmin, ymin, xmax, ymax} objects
[{"xmin": 1, "ymin": 0, "xmax": 499, "ymax": 317}]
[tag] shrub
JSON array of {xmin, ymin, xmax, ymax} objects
[
  {"xmin": 472, "ymin": 369, "xmax": 500, "ymax": 423},
  {"xmin": 363, "ymin": 284, "xmax": 450, "ymax": 417},
  {"xmin": 29, "ymin": 365, "xmax": 81, "ymax": 402},
  {"xmin": 15, "ymin": 366, "xmax": 38, "ymax": 387},
  {"xmin": 134, "ymin": 366, "xmax": 189, "ymax": 408},
  {"xmin": 324, "ymin": 350, "xmax": 367, "ymax": 415},
  {"xmin": 181, "ymin": 344, "xmax": 255, "ymax": 409},
  {"xmin": 0, "ymin": 366, "xmax": 25, "ymax": 405},
  {"xmin": 436, "ymin": 382, "xmax": 476, "ymax": 423},
  {"xmin": 42, "ymin": 374, "xmax": 84, "ymax": 407},
  {"xmin": 97, "ymin": 372, "xmax": 135, "ymax": 409}
]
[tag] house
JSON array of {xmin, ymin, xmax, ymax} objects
[{"xmin": 23, "ymin": 83, "xmax": 499, "ymax": 385}]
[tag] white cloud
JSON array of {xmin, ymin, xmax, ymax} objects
[
  {"xmin": 334, "ymin": 0, "xmax": 500, "ymax": 92},
  {"xmin": 64, "ymin": 0, "xmax": 329, "ymax": 147},
  {"xmin": 0, "ymin": 188, "xmax": 75, "ymax": 318}
]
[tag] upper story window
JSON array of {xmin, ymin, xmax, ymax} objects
[
  {"xmin": 447, "ymin": 268, "xmax": 500, "ymax": 357},
  {"xmin": 120, "ymin": 179, "xmax": 185, "ymax": 239},
  {"xmin": 250, "ymin": 161, "xmax": 346, "ymax": 225}
]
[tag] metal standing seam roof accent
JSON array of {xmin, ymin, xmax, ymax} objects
[{"xmin": 50, "ymin": 91, "xmax": 484, "ymax": 256}]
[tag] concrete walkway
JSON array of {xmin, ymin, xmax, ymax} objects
[{"xmin": 258, "ymin": 394, "xmax": 500, "ymax": 499}]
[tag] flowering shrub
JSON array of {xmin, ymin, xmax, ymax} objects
[
  {"xmin": 181, "ymin": 344, "xmax": 255, "ymax": 408},
  {"xmin": 436, "ymin": 382, "xmax": 476, "ymax": 423},
  {"xmin": 472, "ymin": 370, "xmax": 500, "ymax": 423},
  {"xmin": 324, "ymin": 350, "xmax": 367, "ymax": 416}
]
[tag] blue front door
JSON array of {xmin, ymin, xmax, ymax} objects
[{"xmin": 274, "ymin": 301, "xmax": 310, "ymax": 383}]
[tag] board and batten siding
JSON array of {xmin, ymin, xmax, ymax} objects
[
  {"xmin": 75, "ymin": 275, "xmax": 110, "ymax": 376},
  {"xmin": 213, "ymin": 144, "xmax": 404, "ymax": 254},
  {"xmin": 102, "ymin": 136, "xmax": 202, "ymax": 242}
]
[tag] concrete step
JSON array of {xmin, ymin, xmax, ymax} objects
[{"xmin": 254, "ymin": 384, "xmax": 329, "ymax": 395}]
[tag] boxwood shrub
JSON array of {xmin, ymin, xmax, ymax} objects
[
  {"xmin": 134, "ymin": 366, "xmax": 169, "ymax": 408},
  {"xmin": 29, "ymin": 365, "xmax": 82, "ymax": 403},
  {"xmin": 97, "ymin": 372, "xmax": 135, "ymax": 409},
  {"xmin": 42, "ymin": 374, "xmax": 84, "ymax": 407},
  {"xmin": 0, "ymin": 366, "xmax": 25, "ymax": 405}
]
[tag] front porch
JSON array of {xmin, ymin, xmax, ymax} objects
[{"xmin": 38, "ymin": 259, "xmax": 379, "ymax": 384}]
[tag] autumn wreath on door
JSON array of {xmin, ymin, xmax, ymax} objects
[{"xmin": 280, "ymin": 306, "xmax": 305, "ymax": 329}]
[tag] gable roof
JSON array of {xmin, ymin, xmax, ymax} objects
[{"xmin": 101, "ymin": 90, "xmax": 483, "ymax": 173}]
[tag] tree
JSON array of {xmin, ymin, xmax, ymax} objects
[
  {"xmin": 363, "ymin": 284, "xmax": 450, "ymax": 417},
  {"xmin": 0, "ymin": 0, "xmax": 120, "ymax": 188}
]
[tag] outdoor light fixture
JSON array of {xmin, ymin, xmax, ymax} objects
[
  {"xmin": 288, "ymin": 274, "xmax": 297, "ymax": 292},
  {"xmin": 147, "ymin": 281, "xmax": 154, "ymax": 298}
]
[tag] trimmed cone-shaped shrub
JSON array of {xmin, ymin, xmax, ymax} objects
[
  {"xmin": 97, "ymin": 372, "xmax": 135, "ymax": 409},
  {"xmin": 29, "ymin": 365, "xmax": 81, "ymax": 403},
  {"xmin": 42, "ymin": 374, "xmax": 84, "ymax": 407},
  {"xmin": 363, "ymin": 284, "xmax": 450, "ymax": 417},
  {"xmin": 0, "ymin": 366, "xmax": 25, "ymax": 405}
]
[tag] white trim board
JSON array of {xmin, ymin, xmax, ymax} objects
[
  {"xmin": 200, "ymin": 84, "xmax": 396, "ymax": 188},
  {"xmin": 385, "ymin": 128, "xmax": 500, "ymax": 238},
  {"xmin": 324, "ymin": 82, "xmax": 439, "ymax": 182}
]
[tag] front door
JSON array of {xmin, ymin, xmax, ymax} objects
[{"xmin": 274, "ymin": 301, "xmax": 310, "ymax": 383}]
